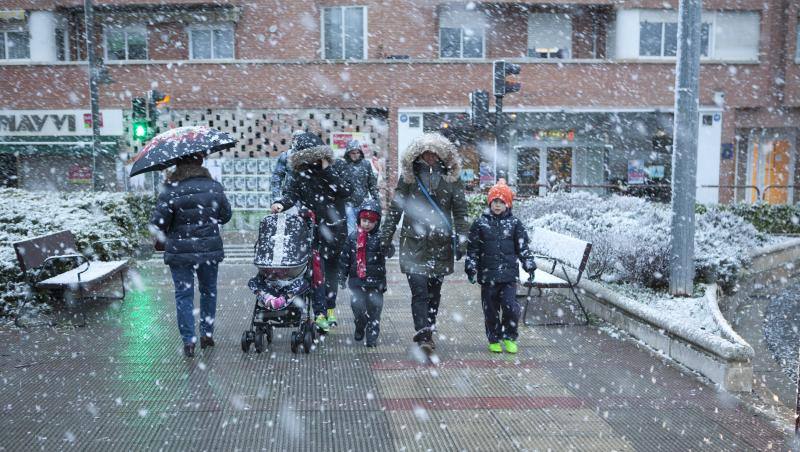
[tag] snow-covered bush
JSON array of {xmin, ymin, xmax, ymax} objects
[
  {"xmin": 0, "ymin": 189, "xmax": 155, "ymax": 316},
  {"xmin": 515, "ymin": 192, "xmax": 768, "ymax": 290}
]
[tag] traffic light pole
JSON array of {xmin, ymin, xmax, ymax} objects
[
  {"xmin": 669, "ymin": 0, "xmax": 701, "ymax": 296},
  {"xmin": 494, "ymin": 94, "xmax": 505, "ymax": 182},
  {"xmin": 84, "ymin": 0, "xmax": 102, "ymax": 191}
]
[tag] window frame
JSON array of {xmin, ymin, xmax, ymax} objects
[
  {"xmin": 187, "ymin": 23, "xmax": 235, "ymax": 60},
  {"xmin": 0, "ymin": 27, "xmax": 31, "ymax": 60},
  {"xmin": 320, "ymin": 5, "xmax": 368, "ymax": 60},
  {"xmin": 638, "ymin": 19, "xmax": 712, "ymax": 59},
  {"xmin": 527, "ymin": 12, "xmax": 573, "ymax": 60},
  {"xmin": 438, "ymin": 25, "xmax": 485, "ymax": 59},
  {"xmin": 103, "ymin": 25, "xmax": 148, "ymax": 61}
]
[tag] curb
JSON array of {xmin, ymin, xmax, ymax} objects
[{"xmin": 523, "ymin": 261, "xmax": 754, "ymax": 392}]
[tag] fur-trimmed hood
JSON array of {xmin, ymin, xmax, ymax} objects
[
  {"xmin": 288, "ymin": 144, "xmax": 333, "ymax": 171},
  {"xmin": 166, "ymin": 164, "xmax": 212, "ymax": 183},
  {"xmin": 400, "ymin": 133, "xmax": 461, "ymax": 183}
]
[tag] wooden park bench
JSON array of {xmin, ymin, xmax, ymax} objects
[
  {"xmin": 518, "ymin": 227, "xmax": 593, "ymax": 326},
  {"xmin": 12, "ymin": 230, "xmax": 129, "ymax": 326}
]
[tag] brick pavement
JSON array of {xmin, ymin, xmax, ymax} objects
[{"xmin": 0, "ymin": 260, "xmax": 790, "ymax": 451}]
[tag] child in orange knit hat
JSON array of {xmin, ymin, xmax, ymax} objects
[{"xmin": 464, "ymin": 179, "xmax": 536, "ymax": 354}]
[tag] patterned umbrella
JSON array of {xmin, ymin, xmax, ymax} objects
[{"xmin": 128, "ymin": 126, "xmax": 237, "ymax": 177}]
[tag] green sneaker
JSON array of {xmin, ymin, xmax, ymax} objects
[
  {"xmin": 315, "ymin": 314, "xmax": 330, "ymax": 333},
  {"xmin": 488, "ymin": 342, "xmax": 503, "ymax": 353},
  {"xmin": 502, "ymin": 339, "xmax": 518, "ymax": 354},
  {"xmin": 326, "ymin": 308, "xmax": 338, "ymax": 327}
]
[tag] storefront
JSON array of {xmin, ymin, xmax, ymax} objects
[
  {"xmin": 0, "ymin": 109, "xmax": 124, "ymax": 191},
  {"xmin": 398, "ymin": 108, "xmax": 723, "ymax": 203}
]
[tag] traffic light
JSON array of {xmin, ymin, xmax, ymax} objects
[
  {"xmin": 131, "ymin": 97, "xmax": 150, "ymax": 141},
  {"xmin": 469, "ymin": 90, "xmax": 489, "ymax": 129},
  {"xmin": 493, "ymin": 61, "xmax": 521, "ymax": 96},
  {"xmin": 147, "ymin": 90, "xmax": 169, "ymax": 133}
]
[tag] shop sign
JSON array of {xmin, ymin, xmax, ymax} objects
[
  {"xmin": 0, "ymin": 110, "xmax": 123, "ymax": 136},
  {"xmin": 330, "ymin": 132, "xmax": 371, "ymax": 158},
  {"xmin": 67, "ymin": 164, "xmax": 92, "ymax": 185},
  {"xmin": 533, "ymin": 129, "xmax": 574, "ymax": 142},
  {"xmin": 627, "ymin": 160, "xmax": 646, "ymax": 185}
]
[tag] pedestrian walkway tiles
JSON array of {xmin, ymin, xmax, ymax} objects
[{"xmin": 0, "ymin": 261, "xmax": 790, "ymax": 450}]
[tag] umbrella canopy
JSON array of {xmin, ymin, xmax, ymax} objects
[{"xmin": 128, "ymin": 126, "xmax": 237, "ymax": 177}]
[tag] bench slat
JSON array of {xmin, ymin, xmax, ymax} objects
[
  {"xmin": 518, "ymin": 263, "xmax": 570, "ymax": 287},
  {"xmin": 529, "ymin": 228, "xmax": 590, "ymax": 270},
  {"xmin": 37, "ymin": 260, "xmax": 128, "ymax": 289}
]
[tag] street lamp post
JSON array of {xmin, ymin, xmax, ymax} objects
[
  {"xmin": 83, "ymin": 0, "xmax": 102, "ymax": 191},
  {"xmin": 669, "ymin": 0, "xmax": 702, "ymax": 296}
]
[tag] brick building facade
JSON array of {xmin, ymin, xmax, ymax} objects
[{"xmin": 0, "ymin": 0, "xmax": 799, "ymax": 206}]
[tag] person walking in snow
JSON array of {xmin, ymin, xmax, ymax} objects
[
  {"xmin": 380, "ymin": 132, "xmax": 469, "ymax": 352},
  {"xmin": 465, "ymin": 179, "xmax": 536, "ymax": 354},
  {"xmin": 271, "ymin": 132, "xmax": 353, "ymax": 332},
  {"xmin": 340, "ymin": 139, "xmax": 381, "ymax": 235},
  {"xmin": 150, "ymin": 155, "xmax": 232, "ymax": 358},
  {"xmin": 338, "ymin": 199, "xmax": 386, "ymax": 347},
  {"xmin": 270, "ymin": 130, "xmax": 304, "ymax": 200}
]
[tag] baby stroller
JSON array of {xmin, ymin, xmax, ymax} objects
[{"xmin": 242, "ymin": 208, "xmax": 318, "ymax": 354}]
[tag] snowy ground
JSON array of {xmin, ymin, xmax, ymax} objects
[{"xmin": 763, "ymin": 281, "xmax": 800, "ymax": 383}]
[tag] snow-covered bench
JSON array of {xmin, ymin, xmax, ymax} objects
[
  {"xmin": 518, "ymin": 227, "xmax": 592, "ymax": 325},
  {"xmin": 13, "ymin": 230, "xmax": 128, "ymax": 325}
]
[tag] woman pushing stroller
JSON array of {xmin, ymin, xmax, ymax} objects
[{"xmin": 271, "ymin": 132, "xmax": 353, "ymax": 333}]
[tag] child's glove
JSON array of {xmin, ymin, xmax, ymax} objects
[
  {"xmin": 382, "ymin": 243, "xmax": 395, "ymax": 259},
  {"xmin": 523, "ymin": 260, "xmax": 537, "ymax": 274},
  {"xmin": 466, "ymin": 272, "xmax": 477, "ymax": 284}
]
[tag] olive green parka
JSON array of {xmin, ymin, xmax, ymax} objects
[{"xmin": 380, "ymin": 133, "xmax": 469, "ymax": 277}]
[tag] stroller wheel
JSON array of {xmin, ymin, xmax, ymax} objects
[
  {"xmin": 290, "ymin": 331, "xmax": 300, "ymax": 354},
  {"xmin": 303, "ymin": 328, "xmax": 313, "ymax": 353},
  {"xmin": 254, "ymin": 331, "xmax": 265, "ymax": 353},
  {"xmin": 266, "ymin": 326, "xmax": 273, "ymax": 344},
  {"xmin": 241, "ymin": 331, "xmax": 251, "ymax": 353}
]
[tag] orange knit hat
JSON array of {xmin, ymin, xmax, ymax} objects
[{"xmin": 487, "ymin": 178, "xmax": 514, "ymax": 207}]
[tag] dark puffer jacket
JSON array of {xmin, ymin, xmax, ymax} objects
[
  {"xmin": 275, "ymin": 133, "xmax": 353, "ymax": 259},
  {"xmin": 341, "ymin": 149, "xmax": 380, "ymax": 206},
  {"xmin": 150, "ymin": 165, "xmax": 232, "ymax": 266},
  {"xmin": 465, "ymin": 209, "xmax": 536, "ymax": 284},
  {"xmin": 338, "ymin": 199, "xmax": 386, "ymax": 291}
]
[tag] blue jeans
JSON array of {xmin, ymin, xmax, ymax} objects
[
  {"xmin": 169, "ymin": 262, "xmax": 219, "ymax": 345},
  {"xmin": 480, "ymin": 281, "xmax": 520, "ymax": 342},
  {"xmin": 345, "ymin": 203, "xmax": 357, "ymax": 236}
]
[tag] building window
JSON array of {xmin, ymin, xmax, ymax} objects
[
  {"xmin": 528, "ymin": 13, "xmax": 572, "ymax": 59},
  {"xmin": 439, "ymin": 26, "xmax": 483, "ymax": 58},
  {"xmin": 189, "ymin": 25, "xmax": 234, "ymax": 59},
  {"xmin": 105, "ymin": 26, "xmax": 147, "ymax": 61},
  {"xmin": 322, "ymin": 6, "xmax": 366, "ymax": 60},
  {"xmin": 639, "ymin": 20, "xmax": 709, "ymax": 57},
  {"xmin": 55, "ymin": 26, "xmax": 69, "ymax": 61},
  {"xmin": 438, "ymin": 8, "xmax": 486, "ymax": 59},
  {"xmin": 0, "ymin": 28, "xmax": 30, "ymax": 60}
]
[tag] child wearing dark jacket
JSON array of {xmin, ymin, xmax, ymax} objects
[
  {"xmin": 338, "ymin": 199, "xmax": 386, "ymax": 347},
  {"xmin": 465, "ymin": 179, "xmax": 536, "ymax": 354}
]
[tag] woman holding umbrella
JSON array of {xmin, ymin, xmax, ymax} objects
[{"xmin": 132, "ymin": 126, "xmax": 235, "ymax": 358}]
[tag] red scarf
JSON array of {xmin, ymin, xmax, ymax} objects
[{"xmin": 356, "ymin": 226, "xmax": 368, "ymax": 279}]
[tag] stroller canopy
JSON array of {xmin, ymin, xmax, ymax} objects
[{"xmin": 254, "ymin": 210, "xmax": 312, "ymax": 268}]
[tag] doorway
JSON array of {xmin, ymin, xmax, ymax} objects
[
  {"xmin": 746, "ymin": 130, "xmax": 795, "ymax": 204},
  {"xmin": 547, "ymin": 147, "xmax": 572, "ymax": 190}
]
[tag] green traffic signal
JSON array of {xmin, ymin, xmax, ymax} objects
[{"xmin": 132, "ymin": 120, "xmax": 150, "ymax": 141}]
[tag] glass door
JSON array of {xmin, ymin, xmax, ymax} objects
[
  {"xmin": 516, "ymin": 147, "xmax": 540, "ymax": 196},
  {"xmin": 546, "ymin": 147, "xmax": 573, "ymax": 191},
  {"xmin": 746, "ymin": 130, "xmax": 795, "ymax": 204}
]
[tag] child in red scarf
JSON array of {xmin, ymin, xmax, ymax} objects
[{"xmin": 338, "ymin": 200, "xmax": 386, "ymax": 347}]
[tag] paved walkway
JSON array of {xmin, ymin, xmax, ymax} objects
[{"xmin": 0, "ymin": 260, "xmax": 791, "ymax": 451}]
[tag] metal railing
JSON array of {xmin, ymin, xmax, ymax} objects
[{"xmin": 701, "ymin": 185, "xmax": 761, "ymax": 202}]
